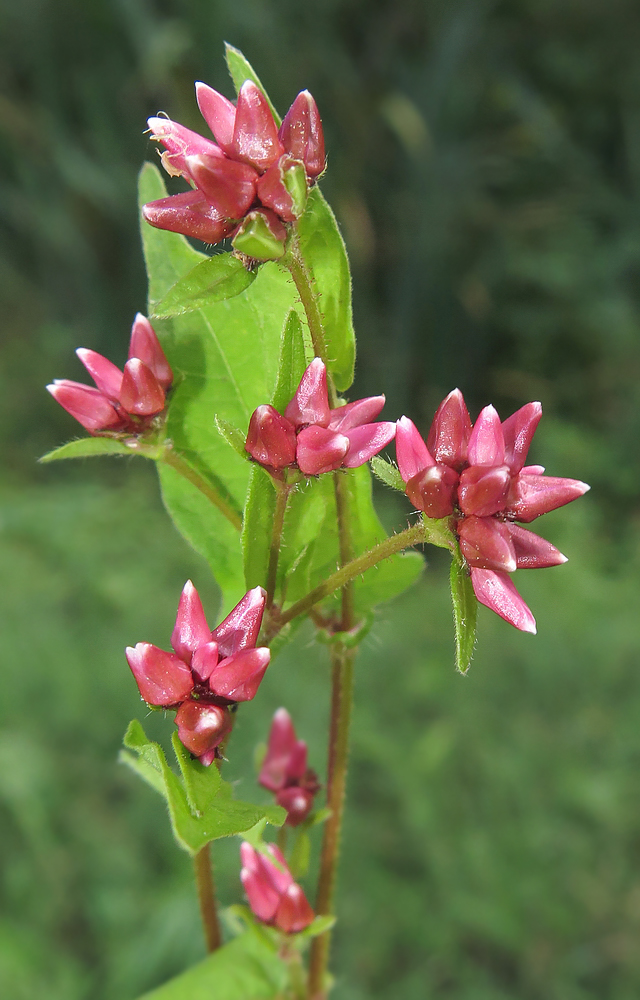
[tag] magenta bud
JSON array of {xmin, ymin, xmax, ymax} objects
[
  {"xmin": 47, "ymin": 381, "xmax": 124, "ymax": 433},
  {"xmin": 190, "ymin": 641, "xmax": 219, "ymax": 683},
  {"xmin": 395, "ymin": 416, "xmax": 434, "ymax": 482},
  {"xmin": 147, "ymin": 117, "xmax": 224, "ymax": 179},
  {"xmin": 256, "ymin": 154, "xmax": 301, "ymax": 222},
  {"xmin": 458, "ymin": 516, "xmax": 517, "ymax": 573},
  {"xmin": 406, "ymin": 463, "xmax": 458, "ymax": 518},
  {"xmin": 212, "ymin": 586, "xmax": 267, "ymax": 658},
  {"xmin": 506, "ymin": 523, "xmax": 568, "ymax": 569},
  {"xmin": 171, "ymin": 580, "xmax": 211, "ymax": 664},
  {"xmin": 470, "ymin": 568, "xmax": 537, "ymax": 634},
  {"xmin": 505, "ymin": 473, "xmax": 590, "ymax": 523},
  {"xmin": 142, "ymin": 190, "xmax": 236, "ymax": 246},
  {"xmin": 119, "ymin": 359, "xmax": 166, "ymax": 416},
  {"xmin": 296, "ymin": 425, "xmax": 350, "ymax": 475},
  {"xmin": 240, "ymin": 842, "xmax": 314, "ymax": 932},
  {"xmin": 185, "ymin": 153, "xmax": 258, "ymax": 219},
  {"xmin": 76, "ymin": 348, "xmax": 123, "ymax": 399},
  {"xmin": 259, "ymin": 708, "xmax": 307, "ymax": 791},
  {"xmin": 209, "ymin": 646, "xmax": 271, "ymax": 702},
  {"xmin": 175, "ymin": 700, "xmax": 231, "ymax": 757},
  {"xmin": 458, "ymin": 464, "xmax": 511, "ymax": 517},
  {"xmin": 279, "ymin": 90, "xmax": 326, "ymax": 178},
  {"xmin": 329, "ymin": 396, "xmax": 386, "ymax": 433},
  {"xmin": 276, "ymin": 786, "xmax": 315, "ymax": 827},
  {"xmin": 426, "ymin": 388, "xmax": 472, "ymax": 470},
  {"xmin": 274, "ymin": 882, "xmax": 316, "ymax": 933},
  {"xmin": 467, "ymin": 405, "xmax": 505, "ymax": 467},
  {"xmin": 285, "ymin": 358, "xmax": 331, "ymax": 429},
  {"xmin": 125, "ymin": 643, "xmax": 194, "ymax": 706},
  {"xmin": 195, "ymin": 82, "xmax": 237, "ymax": 148},
  {"xmin": 232, "ymin": 81, "xmax": 284, "ymax": 172},
  {"xmin": 128, "ymin": 314, "xmax": 173, "ymax": 390},
  {"xmin": 501, "ymin": 402, "xmax": 542, "ymax": 474},
  {"xmin": 342, "ymin": 420, "xmax": 396, "ymax": 468},
  {"xmin": 246, "ymin": 405, "xmax": 297, "ymax": 470}
]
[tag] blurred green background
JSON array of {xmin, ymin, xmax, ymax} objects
[{"xmin": 1, "ymin": 1, "xmax": 640, "ymax": 997}]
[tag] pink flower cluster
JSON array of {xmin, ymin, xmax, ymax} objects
[
  {"xmin": 397, "ymin": 391, "xmax": 590, "ymax": 633},
  {"xmin": 246, "ymin": 358, "xmax": 396, "ymax": 476},
  {"xmin": 142, "ymin": 81, "xmax": 324, "ymax": 251},
  {"xmin": 126, "ymin": 582, "xmax": 270, "ymax": 765},
  {"xmin": 47, "ymin": 314, "xmax": 172, "ymax": 435},
  {"xmin": 259, "ymin": 708, "xmax": 320, "ymax": 826},
  {"xmin": 240, "ymin": 841, "xmax": 315, "ymax": 933}
]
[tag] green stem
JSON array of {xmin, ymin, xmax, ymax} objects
[
  {"xmin": 193, "ymin": 844, "xmax": 222, "ymax": 953},
  {"xmin": 265, "ymin": 480, "xmax": 292, "ymax": 608},
  {"xmin": 274, "ymin": 521, "xmax": 426, "ymax": 634},
  {"xmin": 161, "ymin": 446, "xmax": 243, "ymax": 531}
]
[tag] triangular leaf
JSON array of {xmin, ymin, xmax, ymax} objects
[
  {"xmin": 39, "ymin": 437, "xmax": 135, "ymax": 462},
  {"xmin": 271, "ymin": 310, "xmax": 308, "ymax": 414},
  {"xmin": 224, "ymin": 43, "xmax": 282, "ymax": 125},
  {"xmin": 153, "ymin": 255, "xmax": 257, "ymax": 317},
  {"xmin": 449, "ymin": 555, "xmax": 478, "ymax": 674},
  {"xmin": 370, "ymin": 455, "xmax": 405, "ymax": 492},
  {"xmin": 242, "ymin": 464, "xmax": 277, "ymax": 591}
]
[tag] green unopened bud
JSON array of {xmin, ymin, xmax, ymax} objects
[
  {"xmin": 232, "ymin": 209, "xmax": 287, "ymax": 261},
  {"xmin": 283, "ymin": 161, "xmax": 308, "ymax": 218}
]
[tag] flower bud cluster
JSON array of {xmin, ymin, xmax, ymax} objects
[
  {"xmin": 259, "ymin": 708, "xmax": 320, "ymax": 826},
  {"xmin": 246, "ymin": 358, "xmax": 396, "ymax": 476},
  {"xmin": 47, "ymin": 314, "xmax": 172, "ymax": 436},
  {"xmin": 240, "ymin": 841, "xmax": 315, "ymax": 933},
  {"xmin": 126, "ymin": 582, "xmax": 270, "ymax": 765},
  {"xmin": 142, "ymin": 81, "xmax": 325, "ymax": 259},
  {"xmin": 396, "ymin": 391, "xmax": 590, "ymax": 633}
]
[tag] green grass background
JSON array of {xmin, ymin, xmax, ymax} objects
[{"xmin": 2, "ymin": 1, "xmax": 640, "ymax": 997}]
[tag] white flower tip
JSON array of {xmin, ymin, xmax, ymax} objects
[{"xmin": 577, "ymin": 481, "xmax": 590, "ymax": 494}]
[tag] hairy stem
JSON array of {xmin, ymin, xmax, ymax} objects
[
  {"xmin": 283, "ymin": 237, "xmax": 337, "ymax": 407},
  {"xmin": 193, "ymin": 844, "xmax": 222, "ymax": 953},
  {"xmin": 265, "ymin": 480, "xmax": 292, "ymax": 608},
  {"xmin": 161, "ymin": 446, "xmax": 243, "ymax": 531}
]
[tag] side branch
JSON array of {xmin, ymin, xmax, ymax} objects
[{"xmin": 161, "ymin": 446, "xmax": 243, "ymax": 531}]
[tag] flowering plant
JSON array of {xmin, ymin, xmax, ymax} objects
[{"xmin": 42, "ymin": 44, "xmax": 588, "ymax": 1000}]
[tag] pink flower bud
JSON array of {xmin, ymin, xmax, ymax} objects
[
  {"xmin": 275, "ymin": 786, "xmax": 315, "ymax": 827},
  {"xmin": 119, "ymin": 359, "xmax": 166, "ymax": 416},
  {"xmin": 209, "ymin": 646, "xmax": 271, "ymax": 702},
  {"xmin": 342, "ymin": 421, "xmax": 396, "ymax": 468},
  {"xmin": 458, "ymin": 464, "xmax": 511, "ymax": 517},
  {"xmin": 245, "ymin": 405, "xmax": 297, "ymax": 470},
  {"xmin": 231, "ymin": 81, "xmax": 284, "ymax": 172},
  {"xmin": 142, "ymin": 190, "xmax": 236, "ymax": 245},
  {"xmin": 125, "ymin": 643, "xmax": 194, "ymax": 706},
  {"xmin": 190, "ymin": 641, "xmax": 220, "ymax": 683},
  {"xmin": 240, "ymin": 842, "xmax": 314, "ymax": 933},
  {"xmin": 279, "ymin": 90, "xmax": 326, "ymax": 178},
  {"xmin": 212, "ymin": 586, "xmax": 267, "ymax": 658},
  {"xmin": 259, "ymin": 708, "xmax": 300, "ymax": 792},
  {"xmin": 195, "ymin": 82, "xmax": 237, "ymax": 148},
  {"xmin": 505, "ymin": 473, "xmax": 590, "ymax": 523},
  {"xmin": 75, "ymin": 349, "xmax": 123, "ymax": 399},
  {"xmin": 426, "ymin": 388, "xmax": 472, "ymax": 470},
  {"xmin": 395, "ymin": 416, "xmax": 434, "ymax": 482},
  {"xmin": 467, "ymin": 405, "xmax": 505, "ymax": 466},
  {"xmin": 405, "ymin": 463, "xmax": 459, "ymax": 518},
  {"xmin": 296, "ymin": 426, "xmax": 350, "ymax": 475},
  {"xmin": 470, "ymin": 568, "xmax": 537, "ymax": 634},
  {"xmin": 171, "ymin": 580, "xmax": 211, "ymax": 665},
  {"xmin": 175, "ymin": 700, "xmax": 232, "ymax": 757},
  {"xmin": 506, "ymin": 523, "xmax": 568, "ymax": 569},
  {"xmin": 501, "ymin": 402, "xmax": 542, "ymax": 474},
  {"xmin": 458, "ymin": 516, "xmax": 517, "ymax": 573},
  {"xmin": 328, "ymin": 396, "xmax": 386, "ymax": 433},
  {"xmin": 256, "ymin": 154, "xmax": 300, "ymax": 222},
  {"xmin": 284, "ymin": 358, "xmax": 331, "ymax": 429},
  {"xmin": 185, "ymin": 153, "xmax": 258, "ymax": 219},
  {"xmin": 274, "ymin": 882, "xmax": 316, "ymax": 933},
  {"xmin": 47, "ymin": 381, "xmax": 124, "ymax": 433},
  {"xmin": 147, "ymin": 117, "xmax": 224, "ymax": 180},
  {"xmin": 128, "ymin": 314, "xmax": 173, "ymax": 390}
]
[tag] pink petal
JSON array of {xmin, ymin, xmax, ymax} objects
[
  {"xmin": 245, "ymin": 405, "xmax": 297, "ymax": 470},
  {"xmin": 505, "ymin": 474, "xmax": 590, "ymax": 523},
  {"xmin": 175, "ymin": 700, "xmax": 231, "ymax": 756},
  {"xmin": 468, "ymin": 405, "xmax": 505, "ymax": 466},
  {"xmin": 406, "ymin": 463, "xmax": 458, "ymax": 518},
  {"xmin": 241, "ymin": 867, "xmax": 280, "ymax": 923},
  {"xmin": 458, "ymin": 465, "xmax": 511, "ymax": 517},
  {"xmin": 276, "ymin": 786, "xmax": 314, "ymax": 828},
  {"xmin": 328, "ymin": 395, "xmax": 386, "ymax": 433},
  {"xmin": 119, "ymin": 359, "xmax": 165, "ymax": 416},
  {"xmin": 195, "ymin": 82, "xmax": 237, "ymax": 148},
  {"xmin": 284, "ymin": 358, "xmax": 331, "ymax": 429},
  {"xmin": 426, "ymin": 388, "xmax": 472, "ymax": 470},
  {"xmin": 395, "ymin": 416, "xmax": 434, "ymax": 482},
  {"xmin": 274, "ymin": 883, "xmax": 315, "ymax": 933},
  {"xmin": 279, "ymin": 90, "xmax": 325, "ymax": 178},
  {"xmin": 171, "ymin": 580, "xmax": 211, "ymax": 664},
  {"xmin": 186, "ymin": 153, "xmax": 258, "ymax": 219},
  {"xmin": 262, "ymin": 844, "xmax": 293, "ymax": 893},
  {"xmin": 141, "ymin": 190, "xmax": 236, "ymax": 246},
  {"xmin": 256, "ymin": 156, "xmax": 297, "ymax": 222},
  {"xmin": 212, "ymin": 586, "xmax": 267, "ymax": 658},
  {"xmin": 75, "ymin": 349, "xmax": 123, "ymax": 399},
  {"xmin": 232, "ymin": 81, "xmax": 283, "ymax": 172},
  {"xmin": 521, "ymin": 465, "xmax": 545, "ymax": 475},
  {"xmin": 209, "ymin": 647, "xmax": 270, "ymax": 702},
  {"xmin": 458, "ymin": 517, "xmax": 517, "ymax": 572},
  {"xmin": 343, "ymin": 421, "xmax": 396, "ymax": 468},
  {"xmin": 471, "ymin": 568, "xmax": 537, "ymax": 633},
  {"xmin": 501, "ymin": 402, "xmax": 542, "ymax": 473},
  {"xmin": 147, "ymin": 117, "xmax": 223, "ymax": 179},
  {"xmin": 190, "ymin": 641, "xmax": 220, "ymax": 683},
  {"xmin": 296, "ymin": 426, "xmax": 350, "ymax": 475},
  {"xmin": 506, "ymin": 523, "xmax": 568, "ymax": 568},
  {"xmin": 47, "ymin": 381, "xmax": 124, "ymax": 433},
  {"xmin": 125, "ymin": 643, "xmax": 194, "ymax": 706},
  {"xmin": 259, "ymin": 708, "xmax": 298, "ymax": 792},
  {"xmin": 128, "ymin": 314, "xmax": 173, "ymax": 389}
]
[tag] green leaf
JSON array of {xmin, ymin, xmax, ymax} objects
[
  {"xmin": 449, "ymin": 556, "xmax": 478, "ymax": 674},
  {"xmin": 370, "ymin": 455, "xmax": 406, "ymax": 492},
  {"xmin": 139, "ymin": 163, "xmax": 302, "ymax": 610},
  {"xmin": 271, "ymin": 310, "xmax": 308, "ymax": 414},
  {"xmin": 296, "ymin": 914, "xmax": 337, "ymax": 941},
  {"xmin": 153, "ymin": 255, "xmax": 257, "ymax": 317},
  {"xmin": 121, "ymin": 721, "xmax": 285, "ymax": 855},
  {"xmin": 39, "ymin": 437, "xmax": 135, "ymax": 463},
  {"xmin": 241, "ymin": 465, "xmax": 277, "ymax": 591},
  {"xmin": 215, "ymin": 416, "xmax": 250, "ymax": 459},
  {"xmin": 296, "ymin": 187, "xmax": 356, "ymax": 392},
  {"xmin": 224, "ymin": 43, "xmax": 282, "ymax": 125},
  {"xmin": 135, "ymin": 929, "xmax": 287, "ymax": 1000}
]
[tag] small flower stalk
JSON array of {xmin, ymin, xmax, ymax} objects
[
  {"xmin": 47, "ymin": 314, "xmax": 172, "ymax": 436},
  {"xmin": 126, "ymin": 582, "xmax": 270, "ymax": 764},
  {"xmin": 259, "ymin": 708, "xmax": 320, "ymax": 826},
  {"xmin": 396, "ymin": 391, "xmax": 590, "ymax": 632},
  {"xmin": 240, "ymin": 841, "xmax": 315, "ymax": 933}
]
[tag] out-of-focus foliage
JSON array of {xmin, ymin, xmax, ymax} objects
[{"xmin": 2, "ymin": 0, "xmax": 640, "ymax": 998}]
